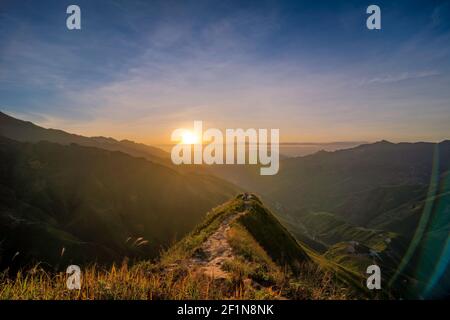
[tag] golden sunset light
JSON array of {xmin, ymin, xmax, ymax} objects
[{"xmin": 181, "ymin": 130, "xmax": 201, "ymax": 145}]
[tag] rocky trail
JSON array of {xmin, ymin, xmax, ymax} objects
[
  {"xmin": 187, "ymin": 209, "xmax": 247, "ymax": 279},
  {"xmin": 179, "ymin": 194, "xmax": 253, "ymax": 280}
]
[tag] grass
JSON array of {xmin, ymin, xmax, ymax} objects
[
  {"xmin": 236, "ymin": 198, "xmax": 311, "ymax": 273},
  {"xmin": 0, "ymin": 194, "xmax": 367, "ymax": 300},
  {"xmin": 0, "ymin": 262, "xmax": 249, "ymax": 300},
  {"xmin": 224, "ymin": 222, "xmax": 286, "ymax": 297},
  {"xmin": 225, "ymin": 221, "xmax": 354, "ymax": 300},
  {"xmin": 160, "ymin": 198, "xmax": 244, "ymax": 265},
  {"xmin": 0, "ymin": 260, "xmax": 356, "ymax": 300}
]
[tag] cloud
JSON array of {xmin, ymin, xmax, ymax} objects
[
  {"xmin": 1, "ymin": 0, "xmax": 450, "ymax": 143},
  {"xmin": 431, "ymin": 2, "xmax": 450, "ymax": 28},
  {"xmin": 360, "ymin": 70, "xmax": 440, "ymax": 85}
]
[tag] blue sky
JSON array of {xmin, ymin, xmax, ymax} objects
[{"xmin": 1, "ymin": 0, "xmax": 450, "ymax": 144}]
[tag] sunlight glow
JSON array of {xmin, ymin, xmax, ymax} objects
[{"xmin": 181, "ymin": 130, "xmax": 200, "ymax": 145}]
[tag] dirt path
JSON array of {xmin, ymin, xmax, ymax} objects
[
  {"xmin": 188, "ymin": 210, "xmax": 246, "ymax": 279},
  {"xmin": 187, "ymin": 196, "xmax": 252, "ymax": 279}
]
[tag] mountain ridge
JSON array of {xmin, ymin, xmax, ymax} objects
[
  {"xmin": 158, "ymin": 193, "xmax": 367, "ymax": 299},
  {"xmin": 0, "ymin": 111, "xmax": 170, "ymax": 164}
]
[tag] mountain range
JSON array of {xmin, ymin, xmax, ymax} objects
[
  {"xmin": 0, "ymin": 110, "xmax": 449, "ymax": 299},
  {"xmin": 0, "ymin": 112, "xmax": 238, "ymax": 268}
]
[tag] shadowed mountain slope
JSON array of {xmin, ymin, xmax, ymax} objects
[
  {"xmin": 160, "ymin": 194, "xmax": 369, "ymax": 299},
  {"xmin": 0, "ymin": 136, "xmax": 238, "ymax": 269}
]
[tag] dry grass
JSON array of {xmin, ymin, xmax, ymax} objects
[
  {"xmin": 0, "ymin": 259, "xmax": 355, "ymax": 300},
  {"xmin": 0, "ymin": 262, "xmax": 243, "ymax": 300},
  {"xmin": 0, "ymin": 197, "xmax": 358, "ymax": 300}
]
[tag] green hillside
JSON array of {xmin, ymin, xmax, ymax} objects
[
  {"xmin": 0, "ymin": 194, "xmax": 368, "ymax": 299},
  {"xmin": 208, "ymin": 140, "xmax": 450, "ymax": 224},
  {"xmin": 0, "ymin": 136, "xmax": 238, "ymax": 269},
  {"xmin": 163, "ymin": 194, "xmax": 310, "ymax": 269},
  {"xmin": 299, "ymin": 212, "xmax": 404, "ymax": 251},
  {"xmin": 160, "ymin": 194, "xmax": 367, "ymax": 299},
  {"xmin": 205, "ymin": 140, "xmax": 450, "ymax": 298}
]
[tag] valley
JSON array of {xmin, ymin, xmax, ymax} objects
[
  {"xmin": 0, "ymin": 111, "xmax": 449, "ymax": 299},
  {"xmin": 0, "ymin": 194, "xmax": 364, "ymax": 299}
]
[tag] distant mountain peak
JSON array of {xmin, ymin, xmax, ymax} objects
[{"xmin": 375, "ymin": 139, "xmax": 394, "ymax": 145}]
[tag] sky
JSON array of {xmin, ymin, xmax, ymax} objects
[{"xmin": 1, "ymin": 0, "xmax": 450, "ymax": 145}]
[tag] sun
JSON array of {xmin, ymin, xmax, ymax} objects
[{"xmin": 181, "ymin": 130, "xmax": 200, "ymax": 145}]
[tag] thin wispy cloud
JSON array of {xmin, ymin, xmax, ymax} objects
[{"xmin": 361, "ymin": 70, "xmax": 440, "ymax": 85}]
